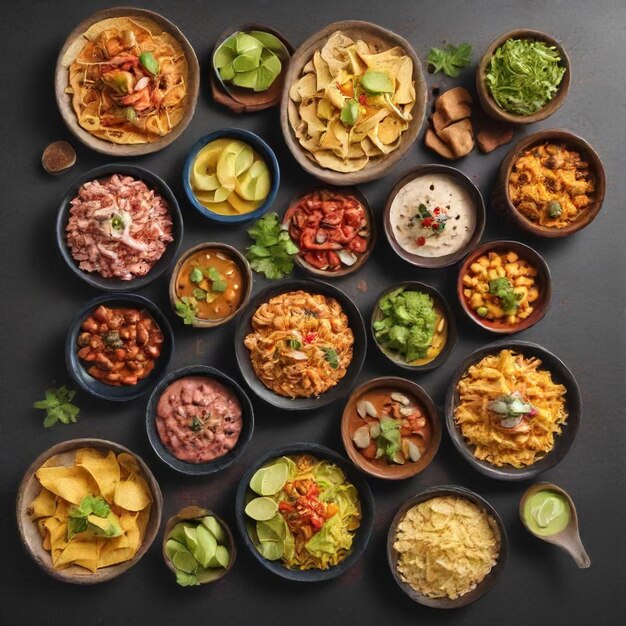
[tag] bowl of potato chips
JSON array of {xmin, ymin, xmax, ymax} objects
[
  {"xmin": 16, "ymin": 438, "xmax": 162, "ymax": 584},
  {"xmin": 281, "ymin": 20, "xmax": 427, "ymax": 185},
  {"xmin": 387, "ymin": 486, "xmax": 508, "ymax": 608}
]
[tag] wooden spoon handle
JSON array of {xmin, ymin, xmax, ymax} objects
[{"xmin": 562, "ymin": 536, "xmax": 591, "ymax": 569}]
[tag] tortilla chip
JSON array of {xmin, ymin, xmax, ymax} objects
[
  {"xmin": 55, "ymin": 540, "xmax": 100, "ymax": 570},
  {"xmin": 116, "ymin": 452, "xmax": 141, "ymax": 479},
  {"xmin": 29, "ymin": 488, "xmax": 57, "ymax": 519},
  {"xmin": 98, "ymin": 546, "xmax": 136, "ymax": 568},
  {"xmin": 35, "ymin": 466, "xmax": 99, "ymax": 505},
  {"xmin": 76, "ymin": 448, "xmax": 120, "ymax": 502},
  {"xmin": 114, "ymin": 477, "xmax": 152, "ymax": 511}
]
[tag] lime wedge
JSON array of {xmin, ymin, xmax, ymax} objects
[
  {"xmin": 245, "ymin": 496, "xmax": 278, "ymax": 521},
  {"xmin": 195, "ymin": 524, "xmax": 217, "ymax": 568},
  {"xmin": 200, "ymin": 516, "xmax": 226, "ymax": 544},
  {"xmin": 259, "ymin": 461, "xmax": 289, "ymax": 495},
  {"xmin": 173, "ymin": 549, "xmax": 197, "ymax": 574}
]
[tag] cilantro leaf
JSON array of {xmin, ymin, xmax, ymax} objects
[
  {"xmin": 320, "ymin": 346, "xmax": 339, "ymax": 369},
  {"xmin": 175, "ymin": 296, "xmax": 197, "ymax": 325},
  {"xmin": 427, "ymin": 42, "xmax": 472, "ymax": 77},
  {"xmin": 33, "ymin": 386, "xmax": 80, "ymax": 428},
  {"xmin": 246, "ymin": 213, "xmax": 299, "ymax": 280}
]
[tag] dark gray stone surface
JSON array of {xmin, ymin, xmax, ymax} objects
[{"xmin": 1, "ymin": 1, "xmax": 624, "ymax": 624}]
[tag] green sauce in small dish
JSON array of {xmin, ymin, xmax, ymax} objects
[{"xmin": 523, "ymin": 489, "xmax": 570, "ymax": 536}]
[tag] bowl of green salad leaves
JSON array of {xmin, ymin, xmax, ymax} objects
[{"xmin": 476, "ymin": 29, "xmax": 570, "ymax": 124}]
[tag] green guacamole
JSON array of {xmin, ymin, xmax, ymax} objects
[{"xmin": 523, "ymin": 490, "xmax": 571, "ymax": 536}]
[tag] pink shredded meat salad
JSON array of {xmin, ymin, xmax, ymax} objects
[{"xmin": 66, "ymin": 174, "xmax": 174, "ymax": 280}]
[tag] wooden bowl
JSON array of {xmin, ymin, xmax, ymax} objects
[
  {"xmin": 492, "ymin": 129, "xmax": 606, "ymax": 237},
  {"xmin": 55, "ymin": 164, "xmax": 183, "ymax": 292},
  {"xmin": 235, "ymin": 442, "xmax": 375, "ymax": 582},
  {"xmin": 210, "ymin": 23, "xmax": 294, "ymax": 113},
  {"xmin": 341, "ymin": 377, "xmax": 441, "ymax": 480},
  {"xmin": 476, "ymin": 29, "xmax": 570, "ymax": 125},
  {"xmin": 282, "ymin": 186, "xmax": 376, "ymax": 278},
  {"xmin": 456, "ymin": 240, "xmax": 552, "ymax": 334},
  {"xmin": 55, "ymin": 7, "xmax": 199, "ymax": 156},
  {"xmin": 162, "ymin": 506, "xmax": 236, "ymax": 584},
  {"xmin": 384, "ymin": 164, "xmax": 486, "ymax": 269},
  {"xmin": 280, "ymin": 20, "xmax": 427, "ymax": 186},
  {"xmin": 444, "ymin": 340, "xmax": 582, "ymax": 481},
  {"xmin": 65, "ymin": 293, "xmax": 174, "ymax": 402},
  {"xmin": 234, "ymin": 279, "xmax": 367, "ymax": 411},
  {"xmin": 16, "ymin": 438, "xmax": 162, "ymax": 584},
  {"xmin": 168, "ymin": 242, "xmax": 252, "ymax": 329},
  {"xmin": 146, "ymin": 365, "xmax": 254, "ymax": 476},
  {"xmin": 371, "ymin": 281, "xmax": 457, "ymax": 372},
  {"xmin": 387, "ymin": 485, "xmax": 508, "ymax": 608}
]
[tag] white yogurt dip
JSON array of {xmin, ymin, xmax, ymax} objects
[{"xmin": 389, "ymin": 173, "xmax": 477, "ymax": 257}]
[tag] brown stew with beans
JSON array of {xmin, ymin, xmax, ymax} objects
[{"xmin": 77, "ymin": 305, "xmax": 163, "ymax": 386}]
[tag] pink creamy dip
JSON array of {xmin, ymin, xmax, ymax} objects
[{"xmin": 156, "ymin": 376, "xmax": 243, "ymax": 464}]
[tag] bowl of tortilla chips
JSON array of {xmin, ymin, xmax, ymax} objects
[
  {"xmin": 55, "ymin": 7, "xmax": 200, "ymax": 156},
  {"xmin": 281, "ymin": 20, "xmax": 427, "ymax": 185},
  {"xmin": 16, "ymin": 438, "xmax": 162, "ymax": 584}
]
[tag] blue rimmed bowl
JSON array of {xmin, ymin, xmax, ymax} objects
[
  {"xmin": 235, "ymin": 442, "xmax": 375, "ymax": 582},
  {"xmin": 65, "ymin": 293, "xmax": 174, "ymax": 402},
  {"xmin": 182, "ymin": 128, "xmax": 280, "ymax": 224},
  {"xmin": 55, "ymin": 164, "xmax": 183, "ymax": 292},
  {"xmin": 146, "ymin": 365, "xmax": 254, "ymax": 476}
]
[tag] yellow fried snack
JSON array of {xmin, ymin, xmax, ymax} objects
[
  {"xmin": 393, "ymin": 496, "xmax": 500, "ymax": 599},
  {"xmin": 288, "ymin": 31, "xmax": 416, "ymax": 173},
  {"xmin": 28, "ymin": 448, "xmax": 152, "ymax": 573},
  {"xmin": 454, "ymin": 349, "xmax": 568, "ymax": 467}
]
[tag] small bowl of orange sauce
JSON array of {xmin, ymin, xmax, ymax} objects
[{"xmin": 169, "ymin": 242, "xmax": 252, "ymax": 328}]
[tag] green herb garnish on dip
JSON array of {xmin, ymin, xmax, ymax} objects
[
  {"xmin": 485, "ymin": 38, "xmax": 566, "ymax": 115},
  {"xmin": 523, "ymin": 490, "xmax": 571, "ymax": 536},
  {"xmin": 489, "ymin": 277, "xmax": 522, "ymax": 312}
]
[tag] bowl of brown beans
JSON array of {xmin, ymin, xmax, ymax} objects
[
  {"xmin": 65, "ymin": 293, "xmax": 174, "ymax": 401},
  {"xmin": 456, "ymin": 240, "xmax": 552, "ymax": 334}
]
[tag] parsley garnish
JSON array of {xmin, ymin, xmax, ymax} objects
[
  {"xmin": 489, "ymin": 277, "xmax": 523, "ymax": 312},
  {"xmin": 286, "ymin": 339, "xmax": 301, "ymax": 349},
  {"xmin": 320, "ymin": 347, "xmax": 339, "ymax": 369},
  {"xmin": 189, "ymin": 417, "xmax": 203, "ymax": 432},
  {"xmin": 33, "ymin": 386, "xmax": 80, "ymax": 428},
  {"xmin": 175, "ymin": 296, "xmax": 198, "ymax": 325},
  {"xmin": 246, "ymin": 213, "xmax": 299, "ymax": 280},
  {"xmin": 427, "ymin": 42, "xmax": 472, "ymax": 77},
  {"xmin": 68, "ymin": 495, "xmax": 110, "ymax": 540}
]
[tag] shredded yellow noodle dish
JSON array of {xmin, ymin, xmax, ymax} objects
[
  {"xmin": 66, "ymin": 16, "xmax": 188, "ymax": 144},
  {"xmin": 244, "ymin": 455, "xmax": 361, "ymax": 570},
  {"xmin": 244, "ymin": 290, "xmax": 354, "ymax": 398},
  {"xmin": 454, "ymin": 349, "xmax": 568, "ymax": 467}
]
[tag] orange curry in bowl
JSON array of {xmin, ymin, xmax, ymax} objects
[
  {"xmin": 347, "ymin": 387, "xmax": 433, "ymax": 470},
  {"xmin": 175, "ymin": 248, "xmax": 245, "ymax": 322}
]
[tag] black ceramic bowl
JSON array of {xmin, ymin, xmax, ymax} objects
[
  {"xmin": 234, "ymin": 279, "xmax": 367, "ymax": 410},
  {"xmin": 235, "ymin": 442, "xmax": 375, "ymax": 582},
  {"xmin": 146, "ymin": 365, "xmax": 254, "ymax": 475},
  {"xmin": 387, "ymin": 485, "xmax": 508, "ymax": 608},
  {"xmin": 371, "ymin": 281, "xmax": 458, "ymax": 372},
  {"xmin": 65, "ymin": 294, "xmax": 174, "ymax": 402},
  {"xmin": 55, "ymin": 164, "xmax": 183, "ymax": 291},
  {"xmin": 444, "ymin": 340, "xmax": 582, "ymax": 480}
]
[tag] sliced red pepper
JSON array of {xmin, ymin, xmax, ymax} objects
[
  {"xmin": 417, "ymin": 236, "xmax": 426, "ymax": 246},
  {"xmin": 278, "ymin": 501, "xmax": 292, "ymax": 512},
  {"xmin": 358, "ymin": 93, "xmax": 367, "ymax": 105},
  {"xmin": 304, "ymin": 332, "xmax": 317, "ymax": 344}
]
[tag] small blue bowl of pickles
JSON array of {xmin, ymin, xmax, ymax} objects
[
  {"xmin": 182, "ymin": 128, "xmax": 280, "ymax": 224},
  {"xmin": 235, "ymin": 442, "xmax": 375, "ymax": 582}
]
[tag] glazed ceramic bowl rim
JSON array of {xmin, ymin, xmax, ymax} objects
[
  {"xmin": 340, "ymin": 376, "xmax": 442, "ymax": 480},
  {"xmin": 370, "ymin": 281, "xmax": 458, "ymax": 371},
  {"xmin": 498, "ymin": 129, "xmax": 606, "ymax": 236},
  {"xmin": 182, "ymin": 128, "xmax": 280, "ymax": 224},
  {"xmin": 387, "ymin": 484, "xmax": 509, "ymax": 608},
  {"xmin": 145, "ymin": 364, "xmax": 255, "ymax": 475},
  {"xmin": 443, "ymin": 339, "xmax": 582, "ymax": 480},
  {"xmin": 16, "ymin": 438, "xmax": 163, "ymax": 584},
  {"xmin": 383, "ymin": 163, "xmax": 486, "ymax": 269},
  {"xmin": 65, "ymin": 293, "xmax": 174, "ymax": 402},
  {"xmin": 168, "ymin": 241, "xmax": 253, "ymax": 328},
  {"xmin": 234, "ymin": 278, "xmax": 367, "ymax": 410},
  {"xmin": 456, "ymin": 239, "xmax": 552, "ymax": 334},
  {"xmin": 55, "ymin": 163, "xmax": 184, "ymax": 292},
  {"xmin": 234, "ymin": 442, "xmax": 375, "ymax": 582}
]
